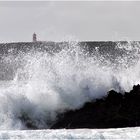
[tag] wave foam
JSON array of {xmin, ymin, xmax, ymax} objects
[{"xmin": 0, "ymin": 41, "xmax": 139, "ymax": 129}]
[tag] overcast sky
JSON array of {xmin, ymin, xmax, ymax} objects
[{"xmin": 0, "ymin": 1, "xmax": 140, "ymax": 43}]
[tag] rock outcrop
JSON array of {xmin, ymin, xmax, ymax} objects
[{"xmin": 51, "ymin": 85, "xmax": 140, "ymax": 129}]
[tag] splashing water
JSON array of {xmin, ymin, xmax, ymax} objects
[{"xmin": 0, "ymin": 41, "xmax": 140, "ymax": 129}]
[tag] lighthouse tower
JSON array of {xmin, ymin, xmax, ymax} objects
[{"xmin": 33, "ymin": 33, "xmax": 37, "ymax": 42}]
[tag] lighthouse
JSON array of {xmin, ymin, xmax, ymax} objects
[{"xmin": 33, "ymin": 33, "xmax": 37, "ymax": 42}]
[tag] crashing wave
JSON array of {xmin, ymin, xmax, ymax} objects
[{"xmin": 0, "ymin": 41, "xmax": 139, "ymax": 129}]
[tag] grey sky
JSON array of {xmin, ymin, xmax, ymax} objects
[{"xmin": 0, "ymin": 1, "xmax": 140, "ymax": 43}]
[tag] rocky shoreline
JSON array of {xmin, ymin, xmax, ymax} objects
[{"xmin": 51, "ymin": 85, "xmax": 140, "ymax": 129}]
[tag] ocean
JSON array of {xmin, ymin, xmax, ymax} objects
[{"xmin": 0, "ymin": 41, "xmax": 139, "ymax": 139}]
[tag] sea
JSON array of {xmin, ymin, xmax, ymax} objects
[{"xmin": 0, "ymin": 41, "xmax": 139, "ymax": 139}]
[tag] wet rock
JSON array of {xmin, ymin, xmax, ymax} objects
[{"xmin": 51, "ymin": 85, "xmax": 140, "ymax": 129}]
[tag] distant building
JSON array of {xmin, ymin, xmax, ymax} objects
[{"xmin": 33, "ymin": 33, "xmax": 37, "ymax": 42}]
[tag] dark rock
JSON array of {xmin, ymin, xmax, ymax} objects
[
  {"xmin": 18, "ymin": 111, "xmax": 38, "ymax": 129},
  {"xmin": 51, "ymin": 85, "xmax": 140, "ymax": 129}
]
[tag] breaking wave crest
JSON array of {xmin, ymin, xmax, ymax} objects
[{"xmin": 0, "ymin": 41, "xmax": 140, "ymax": 129}]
